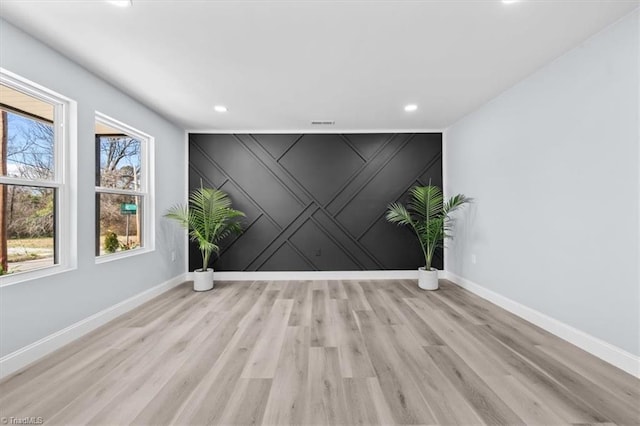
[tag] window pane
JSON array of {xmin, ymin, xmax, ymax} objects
[
  {"xmin": 0, "ymin": 184, "xmax": 56, "ymax": 275},
  {"xmin": 96, "ymin": 192, "xmax": 143, "ymax": 256},
  {"xmin": 96, "ymin": 120, "xmax": 142, "ymax": 190},
  {"xmin": 1, "ymin": 83, "xmax": 55, "ymax": 180}
]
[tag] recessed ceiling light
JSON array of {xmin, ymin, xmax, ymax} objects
[
  {"xmin": 214, "ymin": 105, "xmax": 228, "ymax": 113},
  {"xmin": 502, "ymin": 0, "xmax": 519, "ymax": 4},
  {"xmin": 404, "ymin": 104, "xmax": 418, "ymax": 112},
  {"xmin": 107, "ymin": 0, "xmax": 132, "ymax": 7}
]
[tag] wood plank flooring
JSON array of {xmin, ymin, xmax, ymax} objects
[{"xmin": 1, "ymin": 279, "xmax": 638, "ymax": 425}]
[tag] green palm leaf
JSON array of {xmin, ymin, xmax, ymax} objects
[
  {"xmin": 165, "ymin": 184, "xmax": 245, "ymax": 271},
  {"xmin": 386, "ymin": 185, "xmax": 470, "ymax": 269}
]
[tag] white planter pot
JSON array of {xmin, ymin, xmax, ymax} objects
[
  {"xmin": 418, "ymin": 267, "xmax": 439, "ymax": 290},
  {"xmin": 193, "ymin": 268, "xmax": 214, "ymax": 292}
]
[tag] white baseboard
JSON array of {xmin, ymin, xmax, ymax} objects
[
  {"xmin": 187, "ymin": 270, "xmax": 423, "ymax": 281},
  {"xmin": 0, "ymin": 273, "xmax": 187, "ymax": 380},
  {"xmin": 444, "ymin": 271, "xmax": 640, "ymax": 378}
]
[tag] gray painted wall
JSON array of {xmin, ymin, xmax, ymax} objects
[
  {"xmin": 189, "ymin": 133, "xmax": 442, "ymax": 271},
  {"xmin": 445, "ymin": 10, "xmax": 639, "ymax": 356},
  {"xmin": 0, "ymin": 20, "xmax": 186, "ymax": 357}
]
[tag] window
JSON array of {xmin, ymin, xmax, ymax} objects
[
  {"xmin": 0, "ymin": 69, "xmax": 74, "ymax": 283},
  {"xmin": 95, "ymin": 113, "xmax": 153, "ymax": 259}
]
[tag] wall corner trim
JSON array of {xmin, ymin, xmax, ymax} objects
[
  {"xmin": 0, "ymin": 274, "xmax": 188, "ymax": 380},
  {"xmin": 444, "ymin": 271, "xmax": 640, "ymax": 378}
]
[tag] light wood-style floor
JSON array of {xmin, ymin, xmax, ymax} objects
[{"xmin": 1, "ymin": 279, "xmax": 638, "ymax": 425}]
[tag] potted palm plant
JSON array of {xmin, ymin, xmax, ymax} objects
[
  {"xmin": 165, "ymin": 186, "xmax": 244, "ymax": 291},
  {"xmin": 386, "ymin": 185, "xmax": 470, "ymax": 290}
]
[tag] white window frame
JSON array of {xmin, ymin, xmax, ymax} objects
[
  {"xmin": 0, "ymin": 68, "xmax": 77, "ymax": 287},
  {"xmin": 95, "ymin": 112, "xmax": 154, "ymax": 263}
]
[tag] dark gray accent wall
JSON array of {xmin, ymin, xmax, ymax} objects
[{"xmin": 188, "ymin": 133, "xmax": 442, "ymax": 271}]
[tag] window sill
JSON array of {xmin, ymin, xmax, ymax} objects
[
  {"xmin": 0, "ymin": 263, "xmax": 77, "ymax": 288},
  {"xmin": 95, "ymin": 247, "xmax": 155, "ymax": 265}
]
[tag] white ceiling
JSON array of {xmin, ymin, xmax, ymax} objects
[{"xmin": 1, "ymin": 0, "xmax": 637, "ymax": 131}]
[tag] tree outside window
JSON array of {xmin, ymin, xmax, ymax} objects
[
  {"xmin": 95, "ymin": 115, "xmax": 150, "ymax": 257},
  {"xmin": 1, "ymin": 84, "xmax": 57, "ymax": 275}
]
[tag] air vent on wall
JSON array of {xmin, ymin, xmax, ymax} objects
[{"xmin": 311, "ymin": 120, "xmax": 335, "ymax": 125}]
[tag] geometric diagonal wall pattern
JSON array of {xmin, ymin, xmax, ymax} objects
[{"xmin": 188, "ymin": 133, "xmax": 443, "ymax": 271}]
